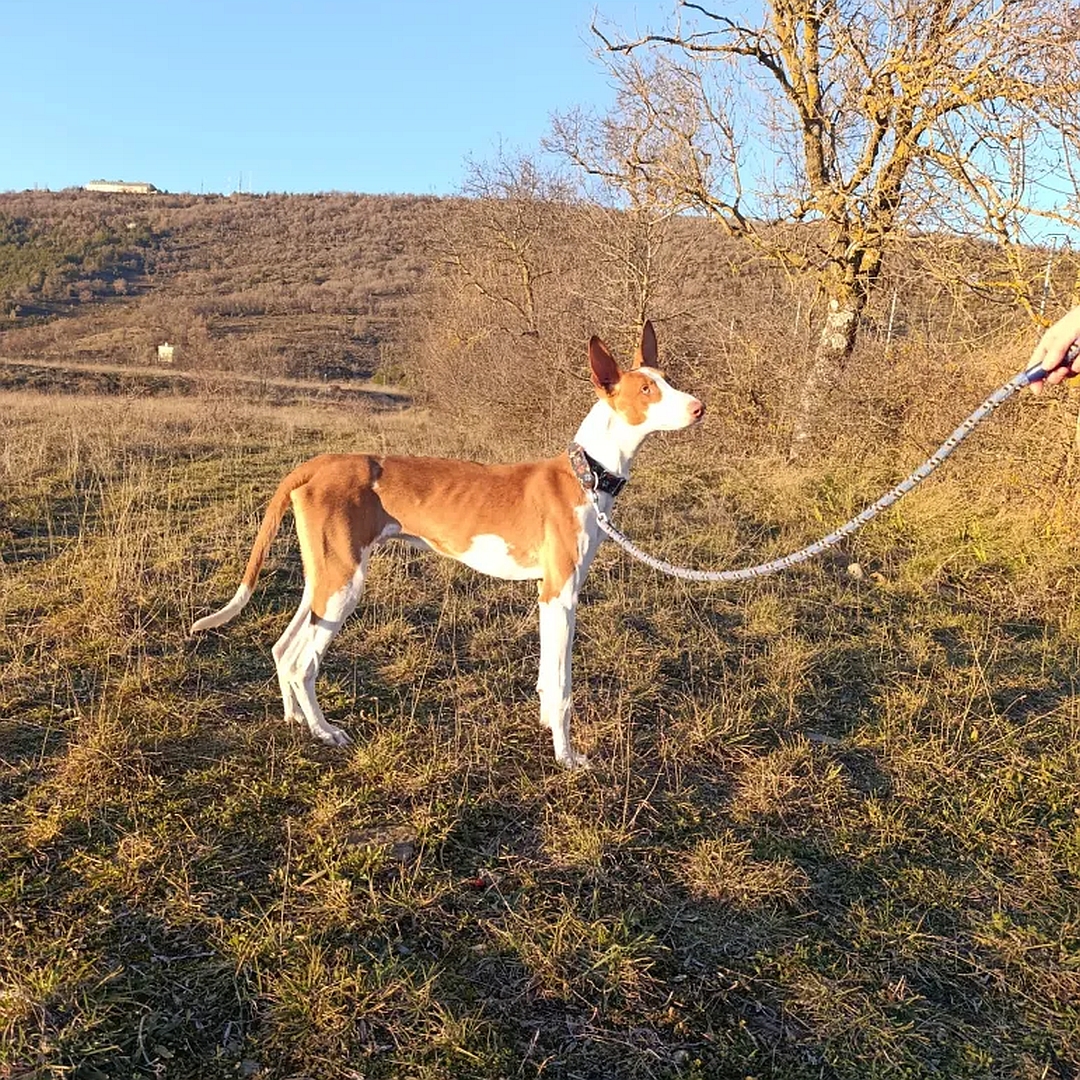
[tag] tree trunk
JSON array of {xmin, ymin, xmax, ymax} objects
[{"xmin": 788, "ymin": 295, "xmax": 863, "ymax": 462}]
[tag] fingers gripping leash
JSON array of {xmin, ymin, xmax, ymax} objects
[{"xmin": 586, "ymin": 343, "xmax": 1080, "ymax": 584}]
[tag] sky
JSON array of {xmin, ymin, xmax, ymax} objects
[{"xmin": 3, "ymin": 0, "xmax": 656, "ymax": 197}]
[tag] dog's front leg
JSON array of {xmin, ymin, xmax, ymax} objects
[{"xmin": 537, "ymin": 582, "xmax": 586, "ymax": 769}]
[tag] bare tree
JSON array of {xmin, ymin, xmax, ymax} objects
[
  {"xmin": 416, "ymin": 152, "xmax": 591, "ymax": 443},
  {"xmin": 441, "ymin": 153, "xmax": 578, "ymax": 341},
  {"xmin": 570, "ymin": 181, "xmax": 696, "ymax": 351},
  {"xmin": 421, "ymin": 149, "xmax": 705, "ymax": 442},
  {"xmin": 551, "ymin": 0, "xmax": 1080, "ymax": 457}
]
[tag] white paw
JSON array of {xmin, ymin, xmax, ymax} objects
[
  {"xmin": 556, "ymin": 750, "xmax": 590, "ymax": 770},
  {"xmin": 313, "ymin": 724, "xmax": 352, "ymax": 747}
]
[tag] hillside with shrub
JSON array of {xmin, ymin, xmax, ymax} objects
[
  {"xmin": 0, "ymin": 189, "xmax": 444, "ymax": 379},
  {"xmin": 1, "ymin": 186, "xmax": 1072, "ymax": 462}
]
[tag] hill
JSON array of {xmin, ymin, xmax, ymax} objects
[
  {"xmin": 0, "ymin": 187, "xmax": 1075, "ymax": 462},
  {"xmin": 0, "ymin": 189, "xmax": 448, "ymax": 379}
]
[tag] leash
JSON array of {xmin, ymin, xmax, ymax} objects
[{"xmin": 576, "ymin": 347, "xmax": 1078, "ymax": 583}]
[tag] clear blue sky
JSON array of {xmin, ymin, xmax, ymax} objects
[{"xmin": 3, "ymin": 0, "xmax": 656, "ymax": 196}]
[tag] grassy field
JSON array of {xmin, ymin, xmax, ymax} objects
[{"xmin": 1, "ymin": 378, "xmax": 1079, "ymax": 1079}]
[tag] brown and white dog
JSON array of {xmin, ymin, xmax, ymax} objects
[{"xmin": 190, "ymin": 323, "xmax": 704, "ymax": 767}]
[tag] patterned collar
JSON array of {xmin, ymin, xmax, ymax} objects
[{"xmin": 567, "ymin": 442, "xmax": 627, "ymax": 497}]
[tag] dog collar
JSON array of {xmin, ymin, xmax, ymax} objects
[{"xmin": 567, "ymin": 442, "xmax": 627, "ymax": 497}]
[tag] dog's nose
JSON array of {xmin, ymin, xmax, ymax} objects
[{"xmin": 690, "ymin": 399, "xmax": 705, "ymax": 421}]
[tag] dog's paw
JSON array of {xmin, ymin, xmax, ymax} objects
[
  {"xmin": 556, "ymin": 749, "xmax": 590, "ymax": 770},
  {"xmin": 313, "ymin": 724, "xmax": 352, "ymax": 748}
]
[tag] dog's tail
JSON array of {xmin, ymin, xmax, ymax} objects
[{"xmin": 190, "ymin": 459, "xmax": 321, "ymax": 634}]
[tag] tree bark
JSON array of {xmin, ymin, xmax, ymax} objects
[{"xmin": 788, "ymin": 295, "xmax": 863, "ymax": 462}]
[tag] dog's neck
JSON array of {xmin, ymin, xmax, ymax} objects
[{"xmin": 571, "ymin": 399, "xmax": 651, "ymax": 481}]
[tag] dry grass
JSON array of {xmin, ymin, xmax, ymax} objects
[{"xmin": 2, "ymin": 375, "xmax": 1079, "ymax": 1080}]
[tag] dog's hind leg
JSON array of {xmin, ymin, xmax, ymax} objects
[
  {"xmin": 279, "ymin": 462, "xmax": 388, "ymax": 746},
  {"xmin": 272, "ymin": 581, "xmax": 313, "ymax": 725},
  {"xmin": 279, "ymin": 552, "xmax": 369, "ymax": 746}
]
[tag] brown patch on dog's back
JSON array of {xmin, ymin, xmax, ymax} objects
[{"xmin": 374, "ymin": 454, "xmax": 587, "ymax": 602}]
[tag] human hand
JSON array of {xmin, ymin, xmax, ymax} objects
[{"xmin": 1028, "ymin": 307, "xmax": 1080, "ymax": 394}]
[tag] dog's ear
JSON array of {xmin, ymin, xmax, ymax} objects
[
  {"xmin": 632, "ymin": 320, "xmax": 658, "ymax": 370},
  {"xmin": 589, "ymin": 336, "xmax": 622, "ymax": 394}
]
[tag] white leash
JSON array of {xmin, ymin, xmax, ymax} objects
[{"xmin": 585, "ymin": 352, "xmax": 1074, "ymax": 583}]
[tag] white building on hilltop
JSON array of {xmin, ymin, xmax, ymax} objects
[{"xmin": 85, "ymin": 180, "xmax": 159, "ymax": 194}]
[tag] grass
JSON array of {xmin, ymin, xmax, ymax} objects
[{"xmin": 1, "ymin": 383, "xmax": 1079, "ymax": 1079}]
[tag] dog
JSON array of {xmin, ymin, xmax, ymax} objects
[{"xmin": 190, "ymin": 323, "xmax": 704, "ymax": 767}]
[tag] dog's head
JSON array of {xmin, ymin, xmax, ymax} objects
[{"xmin": 588, "ymin": 321, "xmax": 704, "ymax": 432}]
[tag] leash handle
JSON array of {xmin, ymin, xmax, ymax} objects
[{"xmin": 1021, "ymin": 340, "xmax": 1080, "ymax": 386}]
